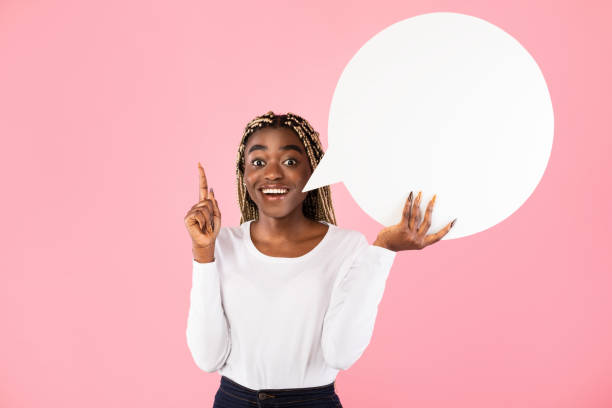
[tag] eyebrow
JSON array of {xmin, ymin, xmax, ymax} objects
[{"xmin": 247, "ymin": 144, "xmax": 304, "ymax": 154}]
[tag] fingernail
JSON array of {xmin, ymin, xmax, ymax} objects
[
  {"xmin": 210, "ymin": 187, "xmax": 214, "ymax": 195},
  {"xmin": 408, "ymin": 191, "xmax": 413, "ymax": 201},
  {"xmin": 451, "ymin": 218, "xmax": 457, "ymax": 228},
  {"xmin": 432, "ymin": 194, "xmax": 436, "ymax": 205}
]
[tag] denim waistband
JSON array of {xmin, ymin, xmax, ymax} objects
[{"xmin": 219, "ymin": 375, "xmax": 337, "ymax": 405}]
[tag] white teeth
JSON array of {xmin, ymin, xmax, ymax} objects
[{"xmin": 262, "ymin": 188, "xmax": 288, "ymax": 194}]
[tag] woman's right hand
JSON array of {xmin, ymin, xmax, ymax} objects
[{"xmin": 184, "ymin": 162, "xmax": 222, "ymax": 250}]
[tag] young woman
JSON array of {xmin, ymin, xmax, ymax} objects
[{"xmin": 184, "ymin": 111, "xmax": 455, "ymax": 407}]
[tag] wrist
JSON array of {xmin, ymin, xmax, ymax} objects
[
  {"xmin": 192, "ymin": 244, "xmax": 215, "ymax": 263},
  {"xmin": 373, "ymin": 236, "xmax": 395, "ymax": 252}
]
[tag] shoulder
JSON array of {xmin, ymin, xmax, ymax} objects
[
  {"xmin": 327, "ymin": 223, "xmax": 368, "ymax": 249},
  {"xmin": 322, "ymin": 223, "xmax": 372, "ymax": 267},
  {"xmin": 215, "ymin": 223, "xmax": 247, "ymax": 249}
]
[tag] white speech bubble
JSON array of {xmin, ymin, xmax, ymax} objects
[{"xmin": 303, "ymin": 12, "xmax": 554, "ymax": 239}]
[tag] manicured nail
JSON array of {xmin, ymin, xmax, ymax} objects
[
  {"xmin": 432, "ymin": 194, "xmax": 436, "ymax": 205},
  {"xmin": 408, "ymin": 191, "xmax": 413, "ymax": 201},
  {"xmin": 210, "ymin": 187, "xmax": 214, "ymax": 195},
  {"xmin": 451, "ymin": 218, "xmax": 457, "ymax": 228}
]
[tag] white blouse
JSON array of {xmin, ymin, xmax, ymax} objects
[{"xmin": 186, "ymin": 220, "xmax": 396, "ymax": 390}]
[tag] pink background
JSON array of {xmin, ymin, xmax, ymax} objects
[{"xmin": 1, "ymin": 0, "xmax": 611, "ymax": 407}]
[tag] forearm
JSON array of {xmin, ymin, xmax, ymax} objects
[
  {"xmin": 322, "ymin": 244, "xmax": 396, "ymax": 370},
  {"xmin": 186, "ymin": 258, "xmax": 231, "ymax": 372}
]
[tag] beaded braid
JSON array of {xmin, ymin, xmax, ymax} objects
[{"xmin": 236, "ymin": 111, "xmax": 337, "ymax": 226}]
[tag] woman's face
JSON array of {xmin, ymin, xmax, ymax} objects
[{"xmin": 243, "ymin": 127, "xmax": 312, "ymax": 220}]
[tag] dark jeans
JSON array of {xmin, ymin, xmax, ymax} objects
[{"xmin": 212, "ymin": 375, "xmax": 343, "ymax": 408}]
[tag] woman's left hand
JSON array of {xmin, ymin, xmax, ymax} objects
[{"xmin": 373, "ymin": 191, "xmax": 456, "ymax": 252}]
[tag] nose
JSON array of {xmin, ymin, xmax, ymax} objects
[{"xmin": 264, "ymin": 160, "xmax": 283, "ymax": 181}]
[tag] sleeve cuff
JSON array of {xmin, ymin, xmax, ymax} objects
[
  {"xmin": 368, "ymin": 244, "xmax": 397, "ymax": 264},
  {"xmin": 192, "ymin": 258, "xmax": 219, "ymax": 286},
  {"xmin": 193, "ymin": 258, "xmax": 217, "ymax": 269}
]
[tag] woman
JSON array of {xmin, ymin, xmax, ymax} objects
[{"xmin": 184, "ymin": 111, "xmax": 455, "ymax": 407}]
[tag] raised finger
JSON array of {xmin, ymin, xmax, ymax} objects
[
  {"xmin": 401, "ymin": 192, "xmax": 413, "ymax": 228},
  {"xmin": 198, "ymin": 162, "xmax": 209, "ymax": 202},
  {"xmin": 423, "ymin": 218, "xmax": 456, "ymax": 247},
  {"xmin": 409, "ymin": 191, "xmax": 422, "ymax": 230},
  {"xmin": 417, "ymin": 194, "xmax": 435, "ymax": 236}
]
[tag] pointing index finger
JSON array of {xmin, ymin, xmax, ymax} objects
[{"xmin": 198, "ymin": 162, "xmax": 209, "ymax": 201}]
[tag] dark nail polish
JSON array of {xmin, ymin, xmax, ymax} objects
[
  {"xmin": 451, "ymin": 218, "xmax": 457, "ymax": 228},
  {"xmin": 408, "ymin": 191, "xmax": 413, "ymax": 201}
]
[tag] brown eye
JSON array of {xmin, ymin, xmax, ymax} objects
[
  {"xmin": 251, "ymin": 159, "xmax": 265, "ymax": 167},
  {"xmin": 284, "ymin": 158, "xmax": 297, "ymax": 166}
]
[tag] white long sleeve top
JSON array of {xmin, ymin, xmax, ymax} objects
[{"xmin": 186, "ymin": 220, "xmax": 396, "ymax": 390}]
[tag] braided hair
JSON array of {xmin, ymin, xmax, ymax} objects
[{"xmin": 236, "ymin": 111, "xmax": 337, "ymax": 226}]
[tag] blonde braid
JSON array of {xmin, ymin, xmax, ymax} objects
[{"xmin": 236, "ymin": 111, "xmax": 337, "ymax": 225}]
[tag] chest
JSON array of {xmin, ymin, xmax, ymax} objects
[{"xmin": 218, "ymin": 261, "xmax": 340, "ymax": 323}]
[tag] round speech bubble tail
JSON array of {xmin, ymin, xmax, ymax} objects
[{"xmin": 302, "ymin": 148, "xmax": 344, "ymax": 192}]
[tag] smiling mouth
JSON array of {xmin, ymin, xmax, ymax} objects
[{"xmin": 260, "ymin": 188, "xmax": 290, "ymax": 200}]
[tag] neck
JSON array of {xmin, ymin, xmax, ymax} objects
[{"xmin": 251, "ymin": 208, "xmax": 317, "ymax": 242}]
